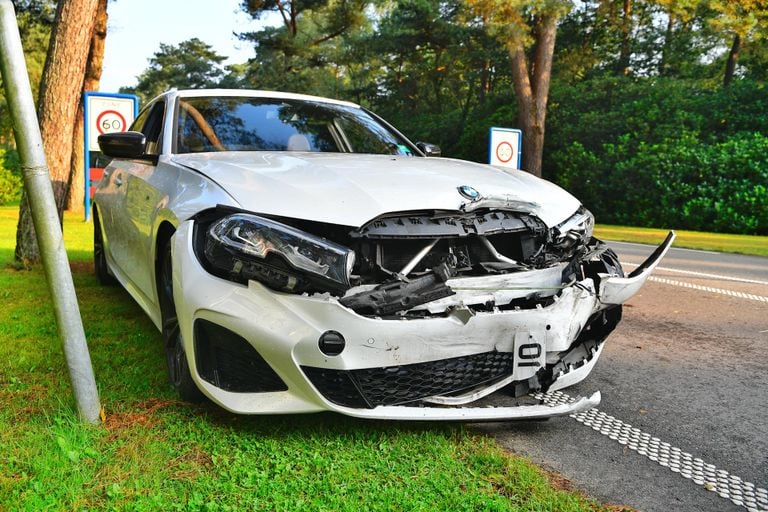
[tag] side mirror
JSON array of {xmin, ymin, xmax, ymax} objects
[
  {"xmin": 416, "ymin": 142, "xmax": 441, "ymax": 157},
  {"xmin": 98, "ymin": 131, "xmax": 146, "ymax": 159}
]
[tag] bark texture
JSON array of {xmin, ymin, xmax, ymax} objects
[
  {"xmin": 618, "ymin": 0, "xmax": 632, "ymax": 76},
  {"xmin": 15, "ymin": 0, "xmax": 100, "ymax": 265},
  {"xmin": 67, "ymin": 0, "xmax": 108, "ymax": 213},
  {"xmin": 508, "ymin": 14, "xmax": 558, "ymax": 178},
  {"xmin": 724, "ymin": 33, "xmax": 741, "ymax": 87}
]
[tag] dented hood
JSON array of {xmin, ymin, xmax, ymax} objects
[{"xmin": 171, "ymin": 152, "xmax": 580, "ymax": 227}]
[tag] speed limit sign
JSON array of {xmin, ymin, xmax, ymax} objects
[
  {"xmin": 488, "ymin": 127, "xmax": 522, "ymax": 170},
  {"xmin": 85, "ymin": 92, "xmax": 138, "ymax": 152},
  {"xmin": 83, "ymin": 92, "xmax": 139, "ymax": 221},
  {"xmin": 96, "ymin": 110, "xmax": 127, "ymax": 134}
]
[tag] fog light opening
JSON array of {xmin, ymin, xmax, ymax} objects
[{"xmin": 319, "ymin": 330, "xmax": 345, "ymax": 356}]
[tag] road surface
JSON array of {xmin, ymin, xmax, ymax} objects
[{"xmin": 480, "ymin": 239, "xmax": 768, "ymax": 512}]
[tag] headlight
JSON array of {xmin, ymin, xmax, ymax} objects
[
  {"xmin": 202, "ymin": 213, "xmax": 355, "ymax": 294},
  {"xmin": 553, "ymin": 207, "xmax": 594, "ymax": 249}
]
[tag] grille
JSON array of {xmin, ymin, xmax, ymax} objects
[
  {"xmin": 194, "ymin": 319, "xmax": 288, "ymax": 393},
  {"xmin": 302, "ymin": 351, "xmax": 515, "ymax": 408}
]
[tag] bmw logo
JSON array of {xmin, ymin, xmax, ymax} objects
[{"xmin": 458, "ymin": 185, "xmax": 480, "ymax": 200}]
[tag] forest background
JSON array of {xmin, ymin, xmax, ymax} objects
[{"xmin": 1, "ymin": 0, "xmax": 767, "ymax": 236}]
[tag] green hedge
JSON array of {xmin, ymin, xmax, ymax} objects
[
  {"xmin": 0, "ymin": 146, "xmax": 21, "ymax": 206},
  {"xmin": 545, "ymin": 78, "xmax": 768, "ymax": 235},
  {"xmin": 551, "ymin": 133, "xmax": 768, "ymax": 234}
]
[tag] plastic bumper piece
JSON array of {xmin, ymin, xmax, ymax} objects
[
  {"xmin": 599, "ymin": 231, "xmax": 675, "ymax": 305},
  {"xmin": 334, "ymin": 391, "xmax": 601, "ymax": 421}
]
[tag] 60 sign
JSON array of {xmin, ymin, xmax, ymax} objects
[{"xmin": 96, "ymin": 110, "xmax": 127, "ymax": 135}]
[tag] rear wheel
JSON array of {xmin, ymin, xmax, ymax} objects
[
  {"xmin": 158, "ymin": 241, "xmax": 204, "ymax": 403},
  {"xmin": 93, "ymin": 208, "xmax": 117, "ymax": 286}
]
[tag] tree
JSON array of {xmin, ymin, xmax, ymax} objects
[
  {"xmin": 0, "ymin": 1, "xmax": 54, "ymax": 208},
  {"xmin": 238, "ymin": 0, "xmax": 372, "ymax": 95},
  {"xmin": 125, "ymin": 38, "xmax": 227, "ymax": 102},
  {"xmin": 467, "ymin": 0, "xmax": 571, "ymax": 177},
  {"xmin": 67, "ymin": 0, "xmax": 108, "ymax": 213},
  {"xmin": 709, "ymin": 0, "xmax": 768, "ymax": 86},
  {"xmin": 0, "ymin": 0, "xmax": 54, "ymax": 142},
  {"xmin": 15, "ymin": 0, "xmax": 100, "ymax": 265}
]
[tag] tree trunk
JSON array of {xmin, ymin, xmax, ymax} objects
[
  {"xmin": 724, "ymin": 33, "xmax": 741, "ymax": 87},
  {"xmin": 508, "ymin": 14, "xmax": 558, "ymax": 178},
  {"xmin": 659, "ymin": 11, "xmax": 675, "ymax": 76},
  {"xmin": 479, "ymin": 58, "xmax": 491, "ymax": 102},
  {"xmin": 617, "ymin": 0, "xmax": 632, "ymax": 75},
  {"xmin": 67, "ymin": 0, "xmax": 108, "ymax": 213},
  {"xmin": 14, "ymin": 0, "xmax": 99, "ymax": 265}
]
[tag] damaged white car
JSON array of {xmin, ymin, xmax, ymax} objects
[{"xmin": 94, "ymin": 89, "xmax": 674, "ymax": 421}]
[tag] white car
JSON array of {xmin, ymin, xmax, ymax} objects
[{"xmin": 94, "ymin": 89, "xmax": 673, "ymax": 421}]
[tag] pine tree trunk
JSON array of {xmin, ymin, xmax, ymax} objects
[
  {"xmin": 724, "ymin": 33, "xmax": 741, "ymax": 87},
  {"xmin": 14, "ymin": 0, "xmax": 100, "ymax": 265},
  {"xmin": 68, "ymin": 107, "xmax": 86, "ymax": 214},
  {"xmin": 617, "ymin": 0, "xmax": 632, "ymax": 75},
  {"xmin": 659, "ymin": 12, "xmax": 675, "ymax": 76},
  {"xmin": 508, "ymin": 14, "xmax": 558, "ymax": 178},
  {"xmin": 67, "ymin": 0, "xmax": 108, "ymax": 213}
]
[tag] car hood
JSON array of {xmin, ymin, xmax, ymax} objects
[{"xmin": 171, "ymin": 152, "xmax": 580, "ymax": 227}]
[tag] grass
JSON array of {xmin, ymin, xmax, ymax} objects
[
  {"xmin": 594, "ymin": 224, "xmax": 768, "ymax": 257},
  {"xmin": 0, "ymin": 206, "xmax": 611, "ymax": 511}
]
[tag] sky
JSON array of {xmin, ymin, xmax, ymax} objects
[{"xmin": 100, "ymin": 0, "xmax": 274, "ymax": 92}]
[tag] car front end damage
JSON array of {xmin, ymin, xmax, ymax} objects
[{"xmin": 171, "ymin": 204, "xmax": 674, "ymax": 420}]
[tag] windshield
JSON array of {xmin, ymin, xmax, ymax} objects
[{"xmin": 174, "ymin": 96, "xmax": 417, "ymax": 156}]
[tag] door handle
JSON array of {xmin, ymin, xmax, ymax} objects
[{"xmin": 115, "ymin": 176, "xmax": 123, "ymax": 187}]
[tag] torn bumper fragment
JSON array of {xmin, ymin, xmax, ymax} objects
[
  {"xmin": 599, "ymin": 231, "xmax": 676, "ymax": 305},
  {"xmin": 338, "ymin": 391, "xmax": 602, "ymax": 422}
]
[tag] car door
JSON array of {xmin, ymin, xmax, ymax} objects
[{"xmin": 102, "ymin": 100, "xmax": 167, "ymax": 303}]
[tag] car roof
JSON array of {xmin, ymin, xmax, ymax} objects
[{"xmin": 155, "ymin": 88, "xmax": 361, "ymax": 109}]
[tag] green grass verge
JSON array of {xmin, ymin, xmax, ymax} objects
[
  {"xmin": 0, "ymin": 206, "xmax": 610, "ymax": 511},
  {"xmin": 595, "ymin": 224, "xmax": 768, "ymax": 258}
]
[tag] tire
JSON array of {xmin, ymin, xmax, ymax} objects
[
  {"xmin": 158, "ymin": 241, "xmax": 205, "ymax": 403},
  {"xmin": 93, "ymin": 208, "xmax": 117, "ymax": 286}
]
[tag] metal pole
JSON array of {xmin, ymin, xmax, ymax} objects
[{"xmin": 0, "ymin": 0, "xmax": 101, "ymax": 423}]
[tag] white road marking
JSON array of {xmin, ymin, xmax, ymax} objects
[
  {"xmin": 537, "ymin": 391, "xmax": 768, "ymax": 511},
  {"xmin": 609, "ymin": 240, "xmax": 720, "ymax": 255},
  {"xmin": 622, "ymin": 262, "xmax": 768, "ymax": 286},
  {"xmin": 646, "ymin": 276, "xmax": 768, "ymax": 303}
]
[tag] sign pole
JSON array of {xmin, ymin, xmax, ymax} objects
[
  {"xmin": 0, "ymin": 0, "xmax": 101, "ymax": 423},
  {"xmin": 84, "ymin": 92, "xmax": 91, "ymax": 220}
]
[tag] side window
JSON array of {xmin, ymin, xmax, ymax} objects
[
  {"xmin": 129, "ymin": 106, "xmax": 150, "ymax": 133},
  {"xmin": 141, "ymin": 102, "xmax": 165, "ymax": 155}
]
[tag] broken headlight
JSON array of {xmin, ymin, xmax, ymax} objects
[
  {"xmin": 202, "ymin": 213, "xmax": 355, "ymax": 294},
  {"xmin": 553, "ymin": 207, "xmax": 594, "ymax": 249}
]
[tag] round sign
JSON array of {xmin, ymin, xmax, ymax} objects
[
  {"xmin": 495, "ymin": 141, "xmax": 514, "ymax": 163},
  {"xmin": 96, "ymin": 110, "xmax": 127, "ymax": 135}
]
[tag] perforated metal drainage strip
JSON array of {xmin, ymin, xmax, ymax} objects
[{"xmin": 533, "ymin": 390, "xmax": 768, "ymax": 512}]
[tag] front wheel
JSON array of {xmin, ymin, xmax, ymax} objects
[{"xmin": 158, "ymin": 241, "xmax": 204, "ymax": 403}]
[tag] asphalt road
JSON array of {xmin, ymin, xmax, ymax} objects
[{"xmin": 478, "ymin": 239, "xmax": 768, "ymax": 512}]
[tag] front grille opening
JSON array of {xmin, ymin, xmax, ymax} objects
[
  {"xmin": 194, "ymin": 319, "xmax": 288, "ymax": 393},
  {"xmin": 303, "ymin": 351, "xmax": 515, "ymax": 408}
]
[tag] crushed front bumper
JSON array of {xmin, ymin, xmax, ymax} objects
[{"xmin": 172, "ymin": 222, "xmax": 674, "ymax": 421}]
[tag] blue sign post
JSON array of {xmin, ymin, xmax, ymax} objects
[{"xmin": 83, "ymin": 91, "xmax": 139, "ymax": 221}]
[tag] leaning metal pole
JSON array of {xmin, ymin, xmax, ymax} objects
[{"xmin": 0, "ymin": 0, "xmax": 101, "ymax": 423}]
